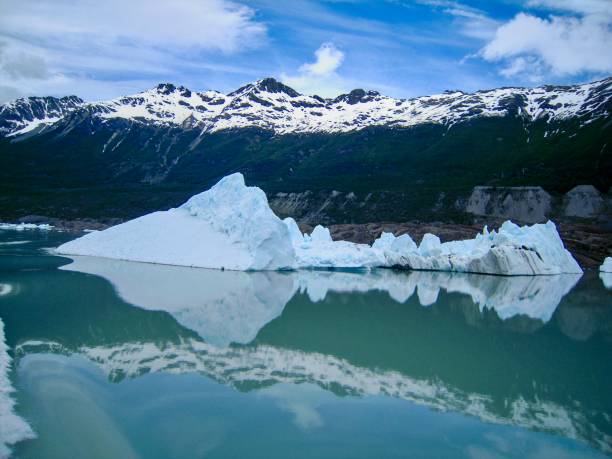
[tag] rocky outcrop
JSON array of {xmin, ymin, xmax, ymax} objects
[
  {"xmin": 465, "ymin": 185, "xmax": 611, "ymax": 224},
  {"xmin": 563, "ymin": 185, "xmax": 605, "ymax": 218},
  {"xmin": 465, "ymin": 186, "xmax": 552, "ymax": 223}
]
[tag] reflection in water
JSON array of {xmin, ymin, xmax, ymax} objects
[
  {"xmin": 60, "ymin": 256, "xmax": 582, "ymax": 346},
  {"xmin": 601, "ymin": 271, "xmax": 612, "ymax": 289},
  {"xmin": 0, "ymin": 256, "xmax": 598, "ymax": 454},
  {"xmin": 62, "ymin": 256, "xmax": 295, "ymax": 347},
  {"xmin": 1, "ymin": 232, "xmax": 610, "ymax": 457}
]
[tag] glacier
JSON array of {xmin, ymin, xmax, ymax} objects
[{"xmin": 57, "ymin": 173, "xmax": 582, "ymax": 276}]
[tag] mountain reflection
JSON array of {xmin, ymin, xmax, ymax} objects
[{"xmin": 3, "ymin": 256, "xmax": 610, "ymax": 454}]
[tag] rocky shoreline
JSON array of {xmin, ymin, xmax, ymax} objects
[{"xmin": 8, "ymin": 214, "xmax": 611, "ymax": 271}]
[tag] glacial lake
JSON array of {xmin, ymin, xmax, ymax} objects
[{"xmin": 1, "ymin": 229, "xmax": 611, "ymax": 459}]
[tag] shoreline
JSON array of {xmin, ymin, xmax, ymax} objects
[{"xmin": 3, "ymin": 215, "xmax": 610, "ymax": 270}]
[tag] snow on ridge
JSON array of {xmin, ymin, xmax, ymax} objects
[{"xmin": 1, "ymin": 77, "xmax": 610, "ymax": 136}]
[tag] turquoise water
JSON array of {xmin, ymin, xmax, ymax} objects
[{"xmin": 1, "ymin": 229, "xmax": 611, "ymax": 458}]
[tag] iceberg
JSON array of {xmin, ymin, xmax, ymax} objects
[
  {"xmin": 600, "ymin": 257, "xmax": 612, "ymax": 289},
  {"xmin": 376, "ymin": 221, "xmax": 582, "ymax": 275},
  {"xmin": 57, "ymin": 173, "xmax": 295, "ymax": 270},
  {"xmin": 58, "ymin": 173, "xmax": 582, "ymax": 276},
  {"xmin": 0, "ymin": 318, "xmax": 35, "ymax": 458}
]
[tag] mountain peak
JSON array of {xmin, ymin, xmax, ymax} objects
[
  {"xmin": 155, "ymin": 83, "xmax": 191, "ymax": 97},
  {"xmin": 228, "ymin": 78, "xmax": 301, "ymax": 98},
  {"xmin": 333, "ymin": 88, "xmax": 381, "ymax": 105}
]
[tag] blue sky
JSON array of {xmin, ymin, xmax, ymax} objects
[{"xmin": 0, "ymin": 0, "xmax": 610, "ymax": 102}]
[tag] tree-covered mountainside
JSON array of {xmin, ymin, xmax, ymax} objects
[{"xmin": 0, "ymin": 78, "xmax": 610, "ymax": 222}]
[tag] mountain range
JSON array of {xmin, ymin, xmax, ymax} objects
[{"xmin": 0, "ymin": 77, "xmax": 610, "ymax": 223}]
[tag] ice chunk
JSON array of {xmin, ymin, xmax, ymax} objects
[
  {"xmin": 600, "ymin": 258, "xmax": 612, "ymax": 289},
  {"xmin": 384, "ymin": 221, "xmax": 582, "ymax": 276},
  {"xmin": 1, "ymin": 318, "xmax": 36, "ymax": 458},
  {"xmin": 310, "ymin": 225, "xmax": 333, "ymax": 243},
  {"xmin": 57, "ymin": 173, "xmax": 296, "ymax": 270},
  {"xmin": 283, "ymin": 217, "xmax": 305, "ymax": 244},
  {"xmin": 418, "ymin": 233, "xmax": 442, "ymax": 257},
  {"xmin": 372, "ymin": 232, "xmax": 396, "ymax": 250}
]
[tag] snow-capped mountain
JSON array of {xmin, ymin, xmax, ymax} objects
[
  {"xmin": 1, "ymin": 77, "xmax": 610, "ymax": 137},
  {"xmin": 0, "ymin": 95, "xmax": 83, "ymax": 137}
]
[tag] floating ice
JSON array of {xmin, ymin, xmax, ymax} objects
[
  {"xmin": 57, "ymin": 173, "xmax": 581, "ymax": 276},
  {"xmin": 0, "ymin": 318, "xmax": 35, "ymax": 458},
  {"xmin": 0, "ymin": 223, "xmax": 53, "ymax": 231},
  {"xmin": 377, "ymin": 221, "xmax": 582, "ymax": 276},
  {"xmin": 57, "ymin": 174, "xmax": 295, "ymax": 270},
  {"xmin": 600, "ymin": 258, "xmax": 612, "ymax": 289}
]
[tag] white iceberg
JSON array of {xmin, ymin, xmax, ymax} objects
[
  {"xmin": 377, "ymin": 221, "xmax": 582, "ymax": 276},
  {"xmin": 0, "ymin": 318, "xmax": 35, "ymax": 459},
  {"xmin": 600, "ymin": 257, "xmax": 612, "ymax": 289},
  {"xmin": 58, "ymin": 173, "xmax": 581, "ymax": 276},
  {"xmin": 57, "ymin": 173, "xmax": 295, "ymax": 270}
]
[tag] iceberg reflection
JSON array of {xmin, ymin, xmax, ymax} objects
[{"xmin": 61, "ymin": 256, "xmax": 582, "ymax": 346}]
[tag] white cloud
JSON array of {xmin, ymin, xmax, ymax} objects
[
  {"xmin": 0, "ymin": 0, "xmax": 267, "ymax": 102},
  {"xmin": 281, "ymin": 43, "xmax": 350, "ymax": 97},
  {"xmin": 0, "ymin": 0, "xmax": 267, "ymax": 53},
  {"xmin": 480, "ymin": 12, "xmax": 612, "ymax": 80},
  {"xmin": 299, "ymin": 43, "xmax": 345, "ymax": 76}
]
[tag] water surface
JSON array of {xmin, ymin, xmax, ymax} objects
[{"xmin": 1, "ymin": 230, "xmax": 611, "ymax": 458}]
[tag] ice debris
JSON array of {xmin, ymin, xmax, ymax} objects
[
  {"xmin": 57, "ymin": 173, "xmax": 582, "ymax": 276},
  {"xmin": 0, "ymin": 318, "xmax": 35, "ymax": 459}
]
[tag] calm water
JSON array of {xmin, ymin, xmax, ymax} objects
[{"xmin": 1, "ymin": 229, "xmax": 611, "ymax": 459}]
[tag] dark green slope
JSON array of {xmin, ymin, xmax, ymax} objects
[{"xmin": 0, "ymin": 113, "xmax": 610, "ymax": 222}]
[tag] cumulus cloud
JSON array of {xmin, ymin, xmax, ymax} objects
[
  {"xmin": 480, "ymin": 6, "xmax": 612, "ymax": 81},
  {"xmin": 281, "ymin": 43, "xmax": 349, "ymax": 97},
  {"xmin": 0, "ymin": 0, "xmax": 267, "ymax": 102},
  {"xmin": 298, "ymin": 42, "xmax": 345, "ymax": 76}
]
